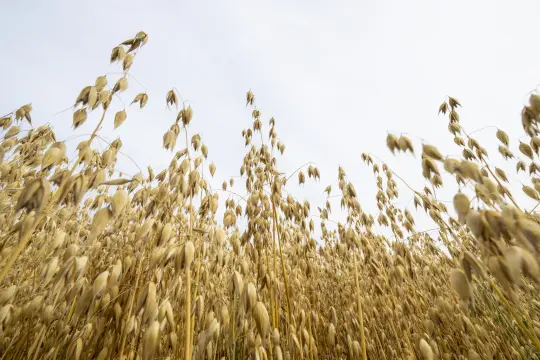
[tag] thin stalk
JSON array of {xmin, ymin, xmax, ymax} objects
[
  {"xmin": 530, "ymin": 200, "xmax": 540, "ymax": 213},
  {"xmin": 307, "ymin": 311, "xmax": 314, "ymax": 360},
  {"xmin": 118, "ymin": 243, "xmax": 148, "ymax": 358},
  {"xmin": 185, "ymin": 265, "xmax": 192, "ymax": 360},
  {"xmin": 27, "ymin": 326, "xmax": 45, "ymax": 360},
  {"xmin": 28, "ymin": 292, "xmax": 61, "ymax": 360},
  {"xmin": 0, "ymin": 330, "xmax": 17, "ymax": 360},
  {"xmin": 522, "ymin": 310, "xmax": 540, "ymax": 345},
  {"xmin": 265, "ymin": 246, "xmax": 277, "ymax": 329},
  {"xmin": 272, "ymin": 211, "xmax": 279, "ymax": 329},
  {"xmin": 373, "ymin": 331, "xmax": 387, "ymax": 360},
  {"xmin": 271, "ymin": 198, "xmax": 292, "ymax": 325},
  {"xmin": 353, "ymin": 251, "xmax": 368, "ymax": 360},
  {"xmin": 189, "ymin": 249, "xmax": 202, "ymax": 356},
  {"xmin": 264, "ymin": 243, "xmax": 276, "ymax": 360},
  {"xmin": 231, "ymin": 295, "xmax": 237, "ymax": 360},
  {"xmin": 488, "ymin": 278, "xmax": 540, "ymax": 350}
]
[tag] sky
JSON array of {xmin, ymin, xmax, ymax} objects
[{"xmin": 3, "ymin": 0, "xmax": 540, "ymax": 240}]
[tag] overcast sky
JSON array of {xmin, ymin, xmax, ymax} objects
[{"xmin": 3, "ymin": 0, "xmax": 540, "ymax": 237}]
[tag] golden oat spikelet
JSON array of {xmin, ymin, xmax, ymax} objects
[
  {"xmin": 523, "ymin": 185, "xmax": 540, "ymax": 201},
  {"xmin": 96, "ymin": 348, "xmax": 108, "ymax": 360},
  {"xmin": 422, "ymin": 144, "xmax": 443, "ymax": 161},
  {"xmin": 131, "ymin": 93, "xmax": 149, "ymax": 108},
  {"xmin": 386, "ymin": 134, "xmax": 398, "ymax": 153},
  {"xmin": 15, "ymin": 177, "xmax": 49, "ymax": 215},
  {"xmin": 449, "ymin": 268, "xmax": 470, "ymax": 300},
  {"xmin": 112, "ymin": 77, "xmax": 128, "ymax": 94},
  {"xmin": 93, "ymin": 270, "xmax": 109, "ymax": 297},
  {"xmin": 101, "ymin": 178, "xmax": 132, "ymax": 186},
  {"xmin": 111, "ymin": 188, "xmax": 129, "ymax": 217},
  {"xmin": 180, "ymin": 105, "xmax": 193, "ymax": 127},
  {"xmin": 454, "ymin": 136, "xmax": 465, "ymax": 146},
  {"xmin": 178, "ymin": 241, "xmax": 195, "ymax": 269},
  {"xmin": 110, "ymin": 46, "xmax": 126, "ymax": 63},
  {"xmin": 397, "ymin": 136, "xmax": 414, "ymax": 154},
  {"xmin": 123, "ymin": 53, "xmax": 133, "ymax": 71},
  {"xmin": 443, "ymin": 158, "xmax": 459, "ymax": 173},
  {"xmin": 453, "ymin": 193, "xmax": 470, "ymax": 224},
  {"xmin": 99, "ymin": 89, "xmax": 112, "ymax": 109},
  {"xmin": 0, "ymin": 116, "xmax": 12, "ymax": 129},
  {"xmin": 519, "ymin": 142, "xmax": 534, "ymax": 160},
  {"xmin": 90, "ymin": 207, "xmax": 113, "ymax": 239},
  {"xmin": 448, "ymin": 122, "xmax": 460, "ymax": 135},
  {"xmin": 72, "ymin": 108, "xmax": 87, "ymax": 129},
  {"xmin": 530, "ymin": 93, "xmax": 540, "ymax": 113},
  {"xmin": 87, "ymin": 86, "xmax": 99, "ymax": 111},
  {"xmin": 448, "ymin": 96, "xmax": 461, "ymax": 108},
  {"xmin": 95, "ymin": 76, "xmax": 107, "ymax": 91},
  {"xmin": 114, "ymin": 110, "xmax": 127, "ymax": 129},
  {"xmin": 531, "ymin": 137, "xmax": 540, "ymax": 155},
  {"xmin": 166, "ymin": 89, "xmax": 178, "ymax": 108},
  {"xmin": 438, "ymin": 102, "xmax": 448, "ymax": 114},
  {"xmin": 252, "ymin": 301, "xmax": 270, "ymax": 339},
  {"xmin": 246, "ymin": 90, "xmax": 255, "ymax": 106},
  {"xmin": 495, "ymin": 167, "xmax": 508, "ymax": 182},
  {"xmin": 42, "ymin": 143, "xmax": 66, "ymax": 170},
  {"xmin": 517, "ymin": 160, "xmax": 527, "ymax": 173},
  {"xmin": 419, "ymin": 338, "xmax": 434, "ymax": 360},
  {"xmin": 298, "ymin": 171, "xmax": 305, "ymax": 185},
  {"xmin": 163, "ymin": 130, "xmax": 177, "ymax": 151},
  {"xmin": 496, "ymin": 129, "xmax": 509, "ymax": 145},
  {"xmin": 75, "ymin": 86, "xmax": 91, "ymax": 106},
  {"xmin": 135, "ymin": 31, "xmax": 149, "ymax": 45},
  {"xmin": 4, "ymin": 126, "xmax": 20, "ymax": 139},
  {"xmin": 14, "ymin": 104, "xmax": 32, "ymax": 124}
]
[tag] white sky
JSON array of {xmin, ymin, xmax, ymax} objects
[{"xmin": 3, "ymin": 0, "xmax": 540, "ymax": 239}]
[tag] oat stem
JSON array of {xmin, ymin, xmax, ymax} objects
[
  {"xmin": 271, "ymin": 197, "xmax": 292, "ymax": 326},
  {"xmin": 353, "ymin": 251, "xmax": 368, "ymax": 360}
]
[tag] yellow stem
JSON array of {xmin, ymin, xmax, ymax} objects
[
  {"xmin": 271, "ymin": 198, "xmax": 292, "ymax": 325},
  {"xmin": 272, "ymin": 211, "xmax": 279, "ymax": 329},
  {"xmin": 118, "ymin": 244, "xmax": 147, "ymax": 359},
  {"xmin": 185, "ymin": 266, "xmax": 192, "ymax": 360},
  {"xmin": 489, "ymin": 279, "xmax": 540, "ymax": 350},
  {"xmin": 353, "ymin": 252, "xmax": 368, "ymax": 360},
  {"xmin": 265, "ymin": 246, "xmax": 277, "ymax": 329},
  {"xmin": 189, "ymin": 249, "xmax": 202, "ymax": 357},
  {"xmin": 232, "ymin": 295, "xmax": 236, "ymax": 360},
  {"xmin": 308, "ymin": 312, "xmax": 314, "ymax": 360}
]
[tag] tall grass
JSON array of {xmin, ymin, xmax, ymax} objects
[{"xmin": 0, "ymin": 31, "xmax": 539, "ymax": 360}]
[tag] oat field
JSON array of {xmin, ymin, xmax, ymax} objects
[{"xmin": 1, "ymin": 31, "xmax": 540, "ymax": 360}]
